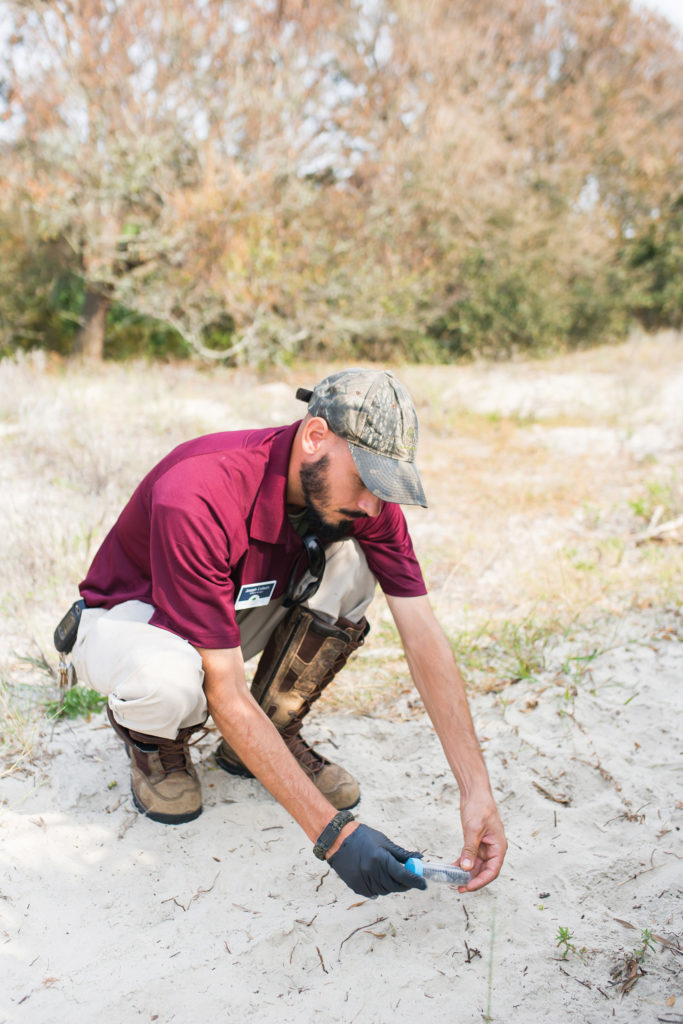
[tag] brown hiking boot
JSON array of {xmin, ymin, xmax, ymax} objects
[
  {"xmin": 215, "ymin": 732, "xmax": 360, "ymax": 810},
  {"xmin": 107, "ymin": 706, "xmax": 203, "ymax": 824},
  {"xmin": 215, "ymin": 606, "xmax": 367, "ymax": 810}
]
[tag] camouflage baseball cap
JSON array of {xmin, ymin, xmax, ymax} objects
[{"xmin": 296, "ymin": 368, "xmax": 427, "ymax": 507}]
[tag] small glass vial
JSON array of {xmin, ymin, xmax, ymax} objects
[{"xmin": 406, "ymin": 856, "xmax": 471, "ymax": 887}]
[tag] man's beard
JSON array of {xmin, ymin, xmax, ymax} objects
[{"xmin": 300, "ymin": 455, "xmax": 360, "ymax": 543}]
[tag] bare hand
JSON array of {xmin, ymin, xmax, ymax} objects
[{"xmin": 457, "ymin": 794, "xmax": 507, "ymax": 892}]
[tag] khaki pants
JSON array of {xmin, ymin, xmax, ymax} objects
[{"xmin": 71, "ymin": 540, "xmax": 376, "ymax": 739}]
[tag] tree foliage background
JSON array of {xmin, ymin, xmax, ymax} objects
[{"xmin": 0, "ymin": 0, "xmax": 681, "ymax": 363}]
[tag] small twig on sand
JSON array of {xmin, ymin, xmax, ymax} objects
[
  {"xmin": 464, "ymin": 940, "xmax": 481, "ymax": 963},
  {"xmin": 316, "ymin": 946, "xmax": 328, "ymax": 973},
  {"xmin": 615, "ymin": 861, "xmax": 660, "ymax": 887},
  {"xmin": 339, "ymin": 916, "xmax": 387, "ymax": 955},
  {"xmin": 231, "ymin": 902, "xmax": 260, "ymax": 915},
  {"xmin": 117, "ymin": 812, "xmax": 137, "ymax": 839},
  {"xmin": 533, "ymin": 781, "xmax": 571, "ymax": 804},
  {"xmin": 161, "ymin": 872, "xmax": 219, "ymax": 912},
  {"xmin": 559, "ymin": 966, "xmax": 592, "ymax": 990},
  {"xmin": 295, "ymin": 913, "xmax": 318, "ymax": 927}
]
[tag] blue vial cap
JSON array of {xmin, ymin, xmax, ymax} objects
[{"xmin": 405, "ymin": 856, "xmax": 424, "ymax": 877}]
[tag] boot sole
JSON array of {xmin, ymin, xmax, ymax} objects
[
  {"xmin": 130, "ymin": 786, "xmax": 202, "ymax": 825},
  {"xmin": 332, "ymin": 793, "xmax": 361, "ymax": 811},
  {"xmin": 214, "ymin": 749, "xmax": 255, "ymax": 779}
]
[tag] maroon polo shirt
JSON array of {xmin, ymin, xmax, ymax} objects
[{"xmin": 80, "ymin": 422, "xmax": 427, "ymax": 649}]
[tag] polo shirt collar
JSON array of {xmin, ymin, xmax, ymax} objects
[{"xmin": 249, "ymin": 421, "xmax": 301, "ymax": 547}]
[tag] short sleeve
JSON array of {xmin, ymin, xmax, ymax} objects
[{"xmin": 352, "ymin": 504, "xmax": 427, "ymax": 597}]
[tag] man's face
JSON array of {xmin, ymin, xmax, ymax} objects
[{"xmin": 299, "ymin": 440, "xmax": 382, "ymax": 543}]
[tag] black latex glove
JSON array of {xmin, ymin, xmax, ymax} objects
[{"xmin": 328, "ymin": 824, "xmax": 428, "ymax": 898}]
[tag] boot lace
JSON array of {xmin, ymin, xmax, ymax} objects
[
  {"xmin": 156, "ymin": 726, "xmax": 208, "ymax": 775},
  {"xmin": 156, "ymin": 737, "xmax": 191, "ymax": 774},
  {"xmin": 285, "ymin": 733, "xmax": 330, "ymax": 776}
]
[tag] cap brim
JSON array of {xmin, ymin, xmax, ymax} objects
[{"xmin": 348, "ymin": 442, "xmax": 428, "ymax": 508}]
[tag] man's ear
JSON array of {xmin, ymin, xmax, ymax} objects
[{"xmin": 300, "ymin": 416, "xmax": 330, "ymax": 456}]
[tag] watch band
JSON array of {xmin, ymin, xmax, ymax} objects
[{"xmin": 313, "ymin": 810, "xmax": 355, "ymax": 860}]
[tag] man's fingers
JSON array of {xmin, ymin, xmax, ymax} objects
[
  {"xmin": 458, "ymin": 836, "xmax": 506, "ymax": 891},
  {"xmin": 464, "ymin": 850, "xmax": 504, "ymax": 890},
  {"xmin": 381, "ymin": 849, "xmax": 427, "ymax": 891},
  {"xmin": 459, "ymin": 843, "xmax": 479, "ymax": 872},
  {"xmin": 381, "ymin": 840, "xmax": 419, "ymax": 864}
]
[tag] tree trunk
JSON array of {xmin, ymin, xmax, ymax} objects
[{"xmin": 74, "ymin": 288, "xmax": 110, "ymax": 360}]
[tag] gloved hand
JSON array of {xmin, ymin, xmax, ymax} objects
[{"xmin": 328, "ymin": 824, "xmax": 428, "ymax": 897}]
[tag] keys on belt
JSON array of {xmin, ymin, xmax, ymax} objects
[{"xmin": 54, "ymin": 599, "xmax": 85, "ymax": 690}]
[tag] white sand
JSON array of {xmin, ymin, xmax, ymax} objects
[{"xmin": 1, "ymin": 611, "xmax": 681, "ymax": 1023}]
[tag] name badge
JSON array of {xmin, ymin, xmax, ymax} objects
[{"xmin": 234, "ymin": 580, "xmax": 277, "ymax": 610}]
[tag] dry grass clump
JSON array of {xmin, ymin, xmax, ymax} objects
[
  {"xmin": 1, "ymin": 333, "xmax": 682, "ymax": 752},
  {"xmin": 0, "ymin": 681, "xmax": 41, "ymax": 777}
]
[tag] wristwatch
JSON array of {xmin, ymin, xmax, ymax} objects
[{"xmin": 313, "ymin": 810, "xmax": 355, "ymax": 860}]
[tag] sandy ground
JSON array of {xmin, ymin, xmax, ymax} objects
[
  {"xmin": 1, "ymin": 335, "xmax": 682, "ymax": 1022},
  {"xmin": 1, "ymin": 614, "xmax": 682, "ymax": 1023}
]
